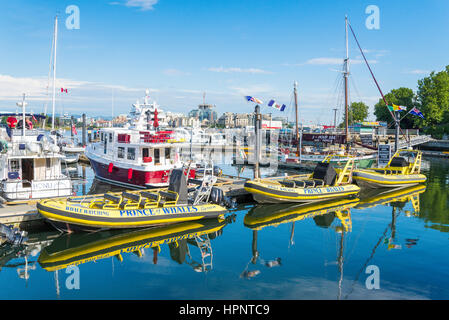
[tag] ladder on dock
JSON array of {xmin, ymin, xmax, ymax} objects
[{"xmin": 193, "ymin": 160, "xmax": 217, "ymax": 205}]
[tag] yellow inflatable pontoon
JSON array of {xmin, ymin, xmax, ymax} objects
[
  {"xmin": 37, "ymin": 190, "xmax": 228, "ymax": 232},
  {"xmin": 244, "ymin": 155, "xmax": 360, "ymax": 204},
  {"xmin": 38, "ymin": 168, "xmax": 230, "ymax": 232},
  {"xmin": 353, "ymin": 149, "xmax": 427, "ymax": 189}
]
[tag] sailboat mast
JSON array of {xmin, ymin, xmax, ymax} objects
[
  {"xmin": 22, "ymin": 94, "xmax": 26, "ymax": 138},
  {"xmin": 344, "ymin": 16, "xmax": 350, "ymax": 149},
  {"xmin": 51, "ymin": 16, "xmax": 58, "ymax": 131},
  {"xmin": 294, "ymin": 81, "xmax": 299, "ymax": 156}
]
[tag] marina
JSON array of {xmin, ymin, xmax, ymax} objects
[
  {"xmin": 1, "ymin": 0, "xmax": 449, "ymax": 305},
  {"xmin": 0, "ymin": 157, "xmax": 448, "ymax": 299}
]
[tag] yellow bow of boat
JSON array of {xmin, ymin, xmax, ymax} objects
[{"xmin": 244, "ymin": 155, "xmax": 360, "ymax": 203}]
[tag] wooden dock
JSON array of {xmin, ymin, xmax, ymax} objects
[{"xmin": 0, "ymin": 201, "xmax": 42, "ymax": 228}]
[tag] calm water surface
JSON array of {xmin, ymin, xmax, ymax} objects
[{"xmin": 1, "ymin": 158, "xmax": 449, "ymax": 300}]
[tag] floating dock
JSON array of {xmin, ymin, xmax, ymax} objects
[{"xmin": 0, "ymin": 201, "xmax": 42, "ymax": 228}]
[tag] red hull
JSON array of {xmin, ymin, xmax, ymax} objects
[{"xmin": 89, "ymin": 158, "xmax": 195, "ymax": 188}]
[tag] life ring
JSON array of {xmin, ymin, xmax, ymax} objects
[{"xmin": 6, "ymin": 117, "xmax": 17, "ymax": 128}]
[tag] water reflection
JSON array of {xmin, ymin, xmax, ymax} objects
[
  {"xmin": 243, "ymin": 199, "xmax": 355, "ymax": 298},
  {"xmin": 38, "ymin": 218, "xmax": 229, "ymax": 273}
]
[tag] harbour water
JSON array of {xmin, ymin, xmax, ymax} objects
[{"xmin": 1, "ymin": 158, "xmax": 449, "ymax": 299}]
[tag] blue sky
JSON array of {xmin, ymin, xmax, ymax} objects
[{"xmin": 0, "ymin": 0, "xmax": 448, "ymax": 125}]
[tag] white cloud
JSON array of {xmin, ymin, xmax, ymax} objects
[
  {"xmin": 405, "ymin": 69, "xmax": 430, "ymax": 75},
  {"xmin": 162, "ymin": 69, "xmax": 190, "ymax": 76},
  {"xmin": 110, "ymin": 0, "xmax": 159, "ymax": 11},
  {"xmin": 208, "ymin": 67, "xmax": 272, "ymax": 74}
]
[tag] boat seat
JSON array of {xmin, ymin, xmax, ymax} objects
[
  {"xmin": 158, "ymin": 190, "xmax": 179, "ymax": 207},
  {"xmin": 102, "ymin": 194, "xmax": 122, "ymax": 209},
  {"xmin": 120, "ymin": 192, "xmax": 141, "ymax": 210},
  {"xmin": 389, "ymin": 157, "xmax": 408, "ymax": 167},
  {"xmin": 140, "ymin": 192, "xmax": 160, "ymax": 209},
  {"xmin": 279, "ymin": 180, "xmax": 296, "ymax": 188},
  {"xmin": 188, "ymin": 178, "xmax": 203, "ymax": 186},
  {"xmin": 292, "ymin": 180, "xmax": 306, "ymax": 188},
  {"xmin": 303, "ymin": 180, "xmax": 316, "ymax": 188}
]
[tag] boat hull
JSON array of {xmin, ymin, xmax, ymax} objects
[
  {"xmin": 37, "ymin": 199, "xmax": 227, "ymax": 232},
  {"xmin": 89, "ymin": 158, "xmax": 195, "ymax": 189},
  {"xmin": 244, "ymin": 180, "xmax": 360, "ymax": 204},
  {"xmin": 353, "ymin": 169, "xmax": 427, "ymax": 189}
]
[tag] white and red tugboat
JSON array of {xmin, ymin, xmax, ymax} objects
[{"xmin": 85, "ymin": 91, "xmax": 195, "ymax": 189}]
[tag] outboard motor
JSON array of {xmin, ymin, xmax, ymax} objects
[
  {"xmin": 209, "ymin": 187, "xmax": 224, "ymax": 205},
  {"xmin": 0, "ymin": 224, "xmax": 28, "ymax": 246},
  {"xmin": 168, "ymin": 169, "xmax": 188, "ymax": 205},
  {"xmin": 312, "ymin": 162, "xmax": 337, "ymax": 185}
]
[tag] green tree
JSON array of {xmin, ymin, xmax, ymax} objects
[
  {"xmin": 374, "ymin": 87, "xmax": 416, "ymax": 128},
  {"xmin": 416, "ymin": 65, "xmax": 449, "ymax": 137},
  {"xmin": 340, "ymin": 101, "xmax": 369, "ymax": 127}
]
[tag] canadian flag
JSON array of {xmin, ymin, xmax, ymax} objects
[{"xmin": 61, "ymin": 88, "xmax": 68, "ymax": 93}]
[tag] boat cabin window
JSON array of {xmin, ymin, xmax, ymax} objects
[
  {"xmin": 142, "ymin": 148, "xmax": 149, "ymax": 158},
  {"xmin": 101, "ymin": 132, "xmax": 104, "ymax": 142},
  {"xmin": 154, "ymin": 149, "xmax": 160, "ymax": 164},
  {"xmin": 9, "ymin": 160, "xmax": 20, "ymax": 172},
  {"xmin": 46, "ymin": 158, "xmax": 51, "ymax": 168},
  {"xmin": 118, "ymin": 147, "xmax": 125, "ymax": 159},
  {"xmin": 127, "ymin": 147, "xmax": 136, "ymax": 160},
  {"xmin": 109, "ymin": 133, "xmax": 113, "ymax": 143},
  {"xmin": 165, "ymin": 148, "xmax": 170, "ymax": 160}
]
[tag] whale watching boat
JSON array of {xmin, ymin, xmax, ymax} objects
[
  {"xmin": 85, "ymin": 91, "xmax": 195, "ymax": 189},
  {"xmin": 244, "ymin": 155, "xmax": 360, "ymax": 203},
  {"xmin": 37, "ymin": 167, "xmax": 228, "ymax": 232},
  {"xmin": 352, "ymin": 149, "xmax": 427, "ymax": 189},
  {"xmin": 0, "ymin": 97, "xmax": 72, "ymax": 201}
]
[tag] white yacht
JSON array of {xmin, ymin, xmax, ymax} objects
[
  {"xmin": 85, "ymin": 91, "xmax": 196, "ymax": 189},
  {"xmin": 0, "ymin": 99, "xmax": 72, "ymax": 201}
]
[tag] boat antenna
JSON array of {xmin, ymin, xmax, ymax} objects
[
  {"xmin": 344, "ymin": 16, "xmax": 350, "ymax": 151},
  {"xmin": 294, "ymin": 81, "xmax": 299, "ymax": 157}
]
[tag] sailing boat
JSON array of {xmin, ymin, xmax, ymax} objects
[{"xmin": 278, "ymin": 17, "xmax": 377, "ymax": 168}]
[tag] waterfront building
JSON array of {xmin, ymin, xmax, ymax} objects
[{"xmin": 188, "ymin": 104, "xmax": 218, "ymax": 124}]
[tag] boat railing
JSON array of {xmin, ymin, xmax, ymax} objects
[{"xmin": 5, "ymin": 177, "xmax": 72, "ymax": 200}]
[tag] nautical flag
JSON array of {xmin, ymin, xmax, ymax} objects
[
  {"xmin": 388, "ymin": 104, "xmax": 407, "ymax": 112},
  {"xmin": 410, "ymin": 107, "xmax": 425, "ymax": 119},
  {"xmin": 61, "ymin": 88, "xmax": 68, "ymax": 93},
  {"xmin": 245, "ymin": 96, "xmax": 263, "ymax": 105},
  {"xmin": 268, "ymin": 100, "xmax": 287, "ymax": 111},
  {"xmin": 72, "ymin": 124, "xmax": 78, "ymax": 135}
]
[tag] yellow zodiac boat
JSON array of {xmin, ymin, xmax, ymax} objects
[
  {"xmin": 37, "ymin": 169, "xmax": 228, "ymax": 232},
  {"xmin": 353, "ymin": 149, "xmax": 427, "ymax": 189},
  {"xmin": 244, "ymin": 197, "xmax": 359, "ymax": 230},
  {"xmin": 244, "ymin": 155, "xmax": 360, "ymax": 203},
  {"xmin": 38, "ymin": 219, "xmax": 227, "ymax": 271}
]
